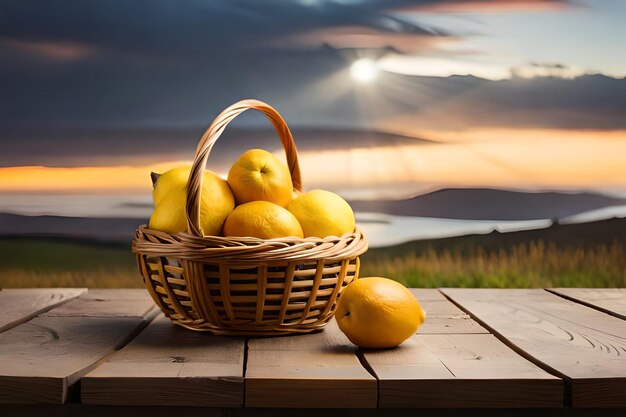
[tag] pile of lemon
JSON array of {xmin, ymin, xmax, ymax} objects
[
  {"xmin": 149, "ymin": 148, "xmax": 426, "ymax": 349},
  {"xmin": 149, "ymin": 149, "xmax": 355, "ymax": 239}
]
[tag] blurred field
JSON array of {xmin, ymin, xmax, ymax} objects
[
  {"xmin": 1, "ymin": 218, "xmax": 624, "ymax": 288},
  {"xmin": 361, "ymin": 241, "xmax": 625, "ymax": 288},
  {"xmin": 361, "ymin": 218, "xmax": 626, "ymax": 287},
  {"xmin": 0, "ymin": 238, "xmax": 140, "ymax": 288}
]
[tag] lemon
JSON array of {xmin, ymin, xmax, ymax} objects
[
  {"xmin": 153, "ymin": 166, "xmax": 194, "ymax": 206},
  {"xmin": 336, "ymin": 277, "xmax": 425, "ymax": 349},
  {"xmin": 149, "ymin": 168, "xmax": 234, "ymax": 235},
  {"xmin": 288, "ymin": 189, "xmax": 355, "ymax": 238},
  {"xmin": 227, "ymin": 149, "xmax": 293, "ymax": 207},
  {"xmin": 223, "ymin": 201, "xmax": 303, "ymax": 239},
  {"xmin": 149, "ymin": 187, "xmax": 189, "ymax": 233}
]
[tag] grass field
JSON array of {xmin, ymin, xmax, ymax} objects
[
  {"xmin": 0, "ymin": 238, "xmax": 139, "ymax": 288},
  {"xmin": 1, "ymin": 219, "xmax": 624, "ymax": 288},
  {"xmin": 361, "ymin": 241, "xmax": 625, "ymax": 288}
]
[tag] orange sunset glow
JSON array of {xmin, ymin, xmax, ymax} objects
[{"xmin": 1, "ymin": 129, "xmax": 624, "ymax": 198}]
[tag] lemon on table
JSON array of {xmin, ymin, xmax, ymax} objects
[
  {"xmin": 336, "ymin": 277, "xmax": 425, "ymax": 349},
  {"xmin": 227, "ymin": 149, "xmax": 293, "ymax": 207},
  {"xmin": 223, "ymin": 201, "xmax": 303, "ymax": 239},
  {"xmin": 288, "ymin": 189, "xmax": 355, "ymax": 238},
  {"xmin": 149, "ymin": 167, "xmax": 234, "ymax": 235}
]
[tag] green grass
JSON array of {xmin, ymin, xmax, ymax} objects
[
  {"xmin": 0, "ymin": 238, "xmax": 140, "ymax": 288},
  {"xmin": 360, "ymin": 241, "xmax": 626, "ymax": 288},
  {"xmin": 1, "ymin": 235, "xmax": 623, "ymax": 289}
]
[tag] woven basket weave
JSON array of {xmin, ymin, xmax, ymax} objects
[{"xmin": 132, "ymin": 99, "xmax": 368, "ymax": 335}]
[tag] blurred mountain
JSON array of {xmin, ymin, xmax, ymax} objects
[
  {"xmin": 349, "ymin": 188, "xmax": 626, "ymax": 221},
  {"xmin": 367, "ymin": 217, "xmax": 626, "ymax": 257},
  {"xmin": 0, "ymin": 213, "xmax": 142, "ymax": 243}
]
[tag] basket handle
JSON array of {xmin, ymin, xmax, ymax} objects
[{"xmin": 186, "ymin": 99, "xmax": 302, "ymax": 237}]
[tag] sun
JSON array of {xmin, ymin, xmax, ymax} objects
[{"xmin": 350, "ymin": 58, "xmax": 379, "ymax": 83}]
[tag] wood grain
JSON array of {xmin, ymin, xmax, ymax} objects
[
  {"xmin": 245, "ymin": 319, "xmax": 376, "ymax": 408},
  {"xmin": 0, "ymin": 288, "xmax": 86, "ymax": 332},
  {"xmin": 442, "ymin": 288, "xmax": 626, "ymax": 408},
  {"xmin": 362, "ymin": 305, "xmax": 561, "ymax": 408},
  {"xmin": 0, "ymin": 290, "xmax": 155, "ymax": 404},
  {"xmin": 81, "ymin": 315, "xmax": 245, "ymax": 407},
  {"xmin": 44, "ymin": 289, "xmax": 154, "ymax": 318},
  {"xmin": 548, "ymin": 288, "xmax": 626, "ymax": 320},
  {"xmin": 415, "ymin": 289, "xmax": 488, "ymax": 335}
]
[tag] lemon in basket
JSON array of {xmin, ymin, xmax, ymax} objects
[
  {"xmin": 152, "ymin": 165, "xmax": 194, "ymax": 206},
  {"xmin": 149, "ymin": 166, "xmax": 234, "ymax": 235},
  {"xmin": 223, "ymin": 201, "xmax": 303, "ymax": 239},
  {"xmin": 288, "ymin": 189, "xmax": 355, "ymax": 238},
  {"xmin": 336, "ymin": 277, "xmax": 425, "ymax": 349},
  {"xmin": 227, "ymin": 149, "xmax": 293, "ymax": 207}
]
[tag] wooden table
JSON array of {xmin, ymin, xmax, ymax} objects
[{"xmin": 0, "ymin": 287, "xmax": 625, "ymax": 416}]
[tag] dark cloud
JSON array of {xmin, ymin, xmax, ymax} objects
[
  {"xmin": 0, "ymin": 0, "xmax": 446, "ymax": 56},
  {"xmin": 0, "ymin": 0, "xmax": 617, "ymax": 143},
  {"xmin": 0, "ymin": 0, "xmax": 457, "ymax": 130},
  {"xmin": 373, "ymin": 73, "xmax": 626, "ymax": 130}
]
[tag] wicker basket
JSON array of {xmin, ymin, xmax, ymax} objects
[{"xmin": 132, "ymin": 99, "xmax": 368, "ymax": 335}]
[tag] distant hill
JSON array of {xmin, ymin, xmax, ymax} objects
[
  {"xmin": 0, "ymin": 213, "xmax": 142, "ymax": 243},
  {"xmin": 2, "ymin": 187, "xmax": 625, "ymax": 244},
  {"xmin": 349, "ymin": 188, "xmax": 626, "ymax": 221},
  {"xmin": 0, "ymin": 127, "xmax": 435, "ymax": 168},
  {"xmin": 365, "ymin": 217, "xmax": 626, "ymax": 258}
]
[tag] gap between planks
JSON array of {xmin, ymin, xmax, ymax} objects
[
  {"xmin": 0, "ymin": 289, "xmax": 158, "ymax": 404},
  {"xmin": 357, "ymin": 289, "xmax": 561, "ymax": 408},
  {"xmin": 440, "ymin": 288, "xmax": 626, "ymax": 408},
  {"xmin": 0, "ymin": 288, "xmax": 87, "ymax": 333},
  {"xmin": 81, "ymin": 314, "xmax": 246, "ymax": 407},
  {"xmin": 437, "ymin": 288, "xmax": 572, "ymax": 406},
  {"xmin": 546, "ymin": 288, "xmax": 626, "ymax": 321}
]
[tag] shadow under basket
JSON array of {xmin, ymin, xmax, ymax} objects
[{"xmin": 132, "ymin": 99, "xmax": 368, "ymax": 335}]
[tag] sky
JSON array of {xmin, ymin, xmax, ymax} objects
[{"xmin": 1, "ymin": 0, "xmax": 625, "ymax": 199}]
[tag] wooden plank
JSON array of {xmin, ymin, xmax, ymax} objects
[
  {"xmin": 419, "ymin": 317, "xmax": 487, "ymax": 334},
  {"xmin": 0, "ymin": 290, "xmax": 156, "ymax": 404},
  {"xmin": 81, "ymin": 315, "xmax": 245, "ymax": 407},
  {"xmin": 442, "ymin": 288, "xmax": 626, "ymax": 408},
  {"xmin": 412, "ymin": 289, "xmax": 488, "ymax": 334},
  {"xmin": 361, "ymin": 288, "xmax": 562, "ymax": 408},
  {"xmin": 367, "ymin": 334, "xmax": 562, "ymax": 408},
  {"xmin": 548, "ymin": 288, "xmax": 626, "ymax": 320},
  {"xmin": 8, "ymin": 406, "xmax": 626, "ymax": 417},
  {"xmin": 0, "ymin": 288, "xmax": 86, "ymax": 332},
  {"xmin": 245, "ymin": 319, "xmax": 377, "ymax": 408},
  {"xmin": 44, "ymin": 289, "xmax": 154, "ymax": 318},
  {"xmin": 410, "ymin": 288, "xmax": 448, "ymax": 301}
]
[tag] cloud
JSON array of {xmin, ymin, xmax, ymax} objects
[
  {"xmin": 0, "ymin": 0, "xmax": 457, "ymax": 128},
  {"xmin": 0, "ymin": 1, "xmax": 447, "ymax": 58},
  {"xmin": 373, "ymin": 73, "xmax": 626, "ymax": 131},
  {"xmin": 0, "ymin": 0, "xmax": 620, "ymax": 137},
  {"xmin": 265, "ymin": 25, "xmax": 453, "ymax": 54},
  {"xmin": 398, "ymin": 0, "xmax": 574, "ymax": 13},
  {"xmin": 511, "ymin": 62, "xmax": 588, "ymax": 79},
  {"xmin": 378, "ymin": 54, "xmax": 512, "ymax": 79},
  {"xmin": 4, "ymin": 1, "xmax": 559, "ymax": 60},
  {"xmin": 1, "ymin": 38, "xmax": 98, "ymax": 61}
]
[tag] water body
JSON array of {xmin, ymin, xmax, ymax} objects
[
  {"xmin": 356, "ymin": 213, "xmax": 552, "ymax": 247},
  {"xmin": 0, "ymin": 193, "xmax": 153, "ymax": 218},
  {"xmin": 560, "ymin": 205, "xmax": 626, "ymax": 224},
  {"xmin": 1, "ymin": 194, "xmax": 625, "ymax": 248}
]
